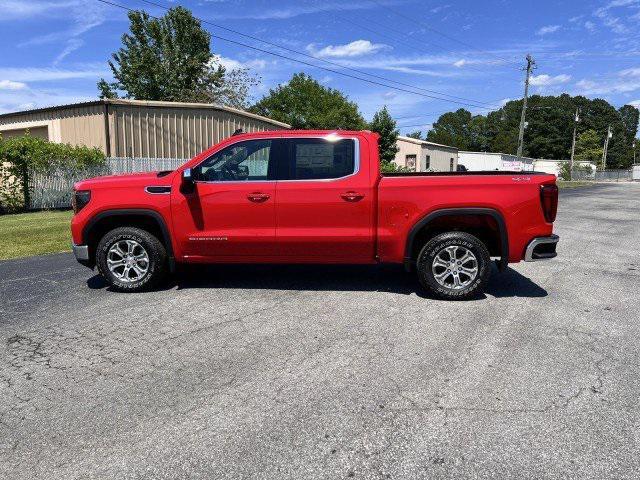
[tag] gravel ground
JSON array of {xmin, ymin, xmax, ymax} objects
[{"xmin": 1, "ymin": 182, "xmax": 639, "ymax": 479}]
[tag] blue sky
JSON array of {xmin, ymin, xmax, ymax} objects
[{"xmin": 1, "ymin": 0, "xmax": 640, "ymax": 134}]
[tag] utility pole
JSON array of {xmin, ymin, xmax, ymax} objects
[
  {"xmin": 517, "ymin": 54, "xmax": 536, "ymax": 162},
  {"xmin": 633, "ymin": 139, "xmax": 636, "ymax": 164},
  {"xmin": 569, "ymin": 107, "xmax": 580, "ymax": 181},
  {"xmin": 601, "ymin": 126, "xmax": 612, "ymax": 170}
]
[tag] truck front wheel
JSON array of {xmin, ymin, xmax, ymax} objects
[
  {"xmin": 96, "ymin": 227, "xmax": 168, "ymax": 292},
  {"xmin": 416, "ymin": 232, "xmax": 491, "ymax": 300}
]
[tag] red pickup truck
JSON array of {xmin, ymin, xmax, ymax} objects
[{"xmin": 71, "ymin": 130, "xmax": 559, "ymax": 300}]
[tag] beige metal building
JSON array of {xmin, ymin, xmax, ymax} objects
[
  {"xmin": 394, "ymin": 136, "xmax": 458, "ymax": 172},
  {"xmin": 0, "ymin": 99, "xmax": 290, "ymax": 159}
]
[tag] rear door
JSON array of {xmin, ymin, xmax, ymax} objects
[{"xmin": 275, "ymin": 135, "xmax": 375, "ymax": 260}]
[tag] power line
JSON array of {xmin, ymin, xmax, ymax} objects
[
  {"xmin": 397, "ymin": 123, "xmax": 436, "ymax": 129},
  {"xmin": 394, "ymin": 105, "xmax": 499, "ymax": 122},
  {"xmin": 135, "ymin": 0, "xmax": 503, "ymax": 109},
  {"xmin": 334, "ymin": 13, "xmax": 522, "ymax": 79},
  {"xmin": 95, "ymin": 0, "xmax": 505, "ymax": 111},
  {"xmin": 366, "ymin": 0, "xmax": 523, "ymax": 69}
]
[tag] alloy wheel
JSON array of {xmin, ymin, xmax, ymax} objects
[
  {"xmin": 431, "ymin": 245, "xmax": 479, "ymax": 290},
  {"xmin": 106, "ymin": 239, "xmax": 150, "ymax": 283}
]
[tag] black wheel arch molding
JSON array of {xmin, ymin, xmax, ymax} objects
[
  {"xmin": 403, "ymin": 207, "xmax": 509, "ymax": 272},
  {"xmin": 81, "ymin": 208, "xmax": 176, "ymax": 272}
]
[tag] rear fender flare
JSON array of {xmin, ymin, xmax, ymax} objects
[{"xmin": 403, "ymin": 207, "xmax": 508, "ymax": 271}]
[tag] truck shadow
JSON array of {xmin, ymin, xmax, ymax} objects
[{"xmin": 89, "ymin": 263, "xmax": 548, "ymax": 299}]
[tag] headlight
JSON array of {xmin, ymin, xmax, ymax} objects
[{"xmin": 72, "ymin": 190, "xmax": 91, "ymax": 213}]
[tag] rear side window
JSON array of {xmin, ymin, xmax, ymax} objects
[{"xmin": 284, "ymin": 138, "xmax": 355, "ymax": 180}]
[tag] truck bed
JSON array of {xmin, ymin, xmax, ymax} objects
[
  {"xmin": 382, "ymin": 171, "xmax": 549, "ymax": 177},
  {"xmin": 376, "ymin": 171, "xmax": 557, "ymax": 264}
]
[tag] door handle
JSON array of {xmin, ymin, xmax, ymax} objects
[
  {"xmin": 247, "ymin": 192, "xmax": 270, "ymax": 203},
  {"xmin": 340, "ymin": 191, "xmax": 364, "ymax": 202}
]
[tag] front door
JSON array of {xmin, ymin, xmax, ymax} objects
[
  {"xmin": 275, "ymin": 136, "xmax": 375, "ymax": 260},
  {"xmin": 171, "ymin": 138, "xmax": 281, "ymax": 259}
]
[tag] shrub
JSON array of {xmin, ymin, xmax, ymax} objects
[
  {"xmin": 0, "ymin": 134, "xmax": 105, "ymax": 212},
  {"xmin": 380, "ymin": 161, "xmax": 411, "ymax": 173},
  {"xmin": 559, "ymin": 161, "xmax": 595, "ymax": 181}
]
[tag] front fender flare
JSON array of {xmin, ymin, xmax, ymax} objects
[{"xmin": 82, "ymin": 208, "xmax": 175, "ymax": 272}]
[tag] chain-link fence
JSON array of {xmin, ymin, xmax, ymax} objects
[
  {"xmin": 27, "ymin": 157, "xmax": 187, "ymax": 210},
  {"xmin": 19, "ymin": 159, "xmax": 639, "ymax": 211},
  {"xmin": 566, "ymin": 169, "xmax": 632, "ymax": 182}
]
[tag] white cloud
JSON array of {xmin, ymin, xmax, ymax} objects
[
  {"xmin": 577, "ymin": 67, "xmax": 640, "ymax": 95},
  {"xmin": 213, "ymin": 55, "xmax": 267, "ymax": 71},
  {"xmin": 210, "ymin": 1, "xmax": 388, "ymax": 20},
  {"xmin": 576, "ymin": 77, "xmax": 640, "ymax": 95},
  {"xmin": 15, "ymin": 0, "xmax": 107, "ymax": 65},
  {"xmin": 593, "ymin": 0, "xmax": 640, "ymax": 35},
  {"xmin": 536, "ymin": 25, "xmax": 561, "ymax": 36},
  {"xmin": 530, "ymin": 74, "xmax": 571, "ymax": 86},
  {"xmin": 584, "ymin": 21, "xmax": 597, "ymax": 32},
  {"xmin": 0, "ymin": 87, "xmax": 96, "ymax": 114},
  {"xmin": 330, "ymin": 54, "xmax": 500, "ymax": 78},
  {"xmin": 453, "ymin": 59, "xmax": 467, "ymax": 67},
  {"xmin": 307, "ymin": 40, "xmax": 388, "ymax": 58},
  {"xmin": 0, "ymin": 66, "xmax": 109, "ymax": 82},
  {"xmin": 619, "ymin": 67, "xmax": 640, "ymax": 77},
  {"xmin": 0, "ymin": 80, "xmax": 28, "ymax": 91},
  {"xmin": 627, "ymin": 99, "xmax": 640, "ymax": 107},
  {"xmin": 53, "ymin": 39, "xmax": 84, "ymax": 66},
  {"xmin": 0, "ymin": 1, "xmax": 77, "ymax": 21}
]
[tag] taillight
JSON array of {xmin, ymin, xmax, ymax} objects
[
  {"xmin": 540, "ymin": 184, "xmax": 558, "ymax": 223},
  {"xmin": 72, "ymin": 190, "xmax": 91, "ymax": 213}
]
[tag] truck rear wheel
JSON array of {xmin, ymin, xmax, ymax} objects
[
  {"xmin": 416, "ymin": 231, "xmax": 491, "ymax": 300},
  {"xmin": 96, "ymin": 227, "xmax": 167, "ymax": 292}
]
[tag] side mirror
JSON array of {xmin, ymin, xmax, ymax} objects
[{"xmin": 181, "ymin": 168, "xmax": 195, "ymax": 194}]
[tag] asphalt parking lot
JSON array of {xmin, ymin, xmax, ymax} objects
[{"xmin": 1, "ymin": 182, "xmax": 639, "ymax": 479}]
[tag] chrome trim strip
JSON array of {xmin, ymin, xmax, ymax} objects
[
  {"xmin": 72, "ymin": 243, "xmax": 89, "ymax": 261},
  {"xmin": 192, "ymin": 135, "xmax": 360, "ymax": 184},
  {"xmin": 524, "ymin": 235, "xmax": 559, "ymax": 262},
  {"xmin": 278, "ymin": 137, "xmax": 360, "ymax": 183}
]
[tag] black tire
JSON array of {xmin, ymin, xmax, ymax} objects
[
  {"xmin": 96, "ymin": 227, "xmax": 167, "ymax": 292},
  {"xmin": 416, "ymin": 231, "xmax": 491, "ymax": 300}
]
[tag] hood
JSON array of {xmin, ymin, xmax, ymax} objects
[{"xmin": 74, "ymin": 170, "xmax": 176, "ymax": 190}]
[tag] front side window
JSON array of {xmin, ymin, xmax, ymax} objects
[
  {"xmin": 285, "ymin": 138, "xmax": 355, "ymax": 180},
  {"xmin": 194, "ymin": 139, "xmax": 272, "ymax": 181}
]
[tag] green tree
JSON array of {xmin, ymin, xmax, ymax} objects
[
  {"xmin": 427, "ymin": 109, "xmax": 489, "ymax": 151},
  {"xmin": 574, "ymin": 129, "xmax": 603, "ymax": 165},
  {"xmin": 369, "ymin": 106, "xmax": 399, "ymax": 166},
  {"xmin": 406, "ymin": 130, "xmax": 423, "ymax": 139},
  {"xmin": 426, "ymin": 95, "xmax": 638, "ymax": 168},
  {"xmin": 250, "ymin": 73, "xmax": 366, "ymax": 129},
  {"xmin": 98, "ymin": 7, "xmax": 258, "ymax": 108}
]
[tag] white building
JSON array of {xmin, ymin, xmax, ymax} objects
[
  {"xmin": 458, "ymin": 151, "xmax": 535, "ymax": 172},
  {"xmin": 459, "ymin": 151, "xmax": 596, "ymax": 177},
  {"xmin": 394, "ymin": 136, "xmax": 458, "ymax": 172},
  {"xmin": 532, "ymin": 159, "xmax": 595, "ymax": 177}
]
